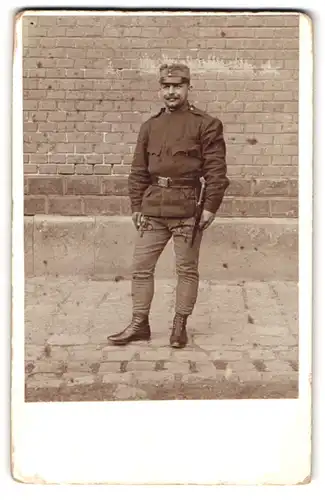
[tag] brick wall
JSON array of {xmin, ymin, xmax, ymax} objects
[{"xmin": 23, "ymin": 13, "xmax": 299, "ymax": 218}]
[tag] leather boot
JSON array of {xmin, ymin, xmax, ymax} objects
[
  {"xmin": 107, "ymin": 314, "xmax": 151, "ymax": 346},
  {"xmin": 170, "ymin": 313, "xmax": 188, "ymax": 348}
]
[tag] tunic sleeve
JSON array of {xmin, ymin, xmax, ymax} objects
[
  {"xmin": 128, "ymin": 122, "xmax": 151, "ymax": 213},
  {"xmin": 200, "ymin": 117, "xmax": 229, "ymax": 213}
]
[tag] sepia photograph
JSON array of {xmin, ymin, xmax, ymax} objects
[{"xmin": 11, "ymin": 9, "xmax": 312, "ymax": 485}]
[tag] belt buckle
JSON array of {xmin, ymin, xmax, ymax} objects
[{"xmin": 157, "ymin": 176, "xmax": 171, "ymax": 188}]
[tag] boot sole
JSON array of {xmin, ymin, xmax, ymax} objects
[
  {"xmin": 107, "ymin": 335, "xmax": 151, "ymax": 346},
  {"xmin": 170, "ymin": 342, "xmax": 187, "ymax": 349}
]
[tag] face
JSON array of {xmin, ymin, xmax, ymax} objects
[{"xmin": 160, "ymin": 79, "xmax": 190, "ymax": 111}]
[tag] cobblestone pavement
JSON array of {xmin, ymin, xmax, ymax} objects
[{"xmin": 24, "ymin": 277, "xmax": 299, "ymax": 401}]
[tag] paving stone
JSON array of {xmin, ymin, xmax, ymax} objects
[
  {"xmin": 102, "ymin": 349, "xmax": 137, "ymax": 362},
  {"xmin": 248, "ymin": 349, "xmax": 277, "ymax": 360},
  {"xmin": 25, "ymin": 345, "xmax": 46, "ymax": 361},
  {"xmin": 193, "ymin": 335, "xmax": 234, "ymax": 348},
  {"xmin": 170, "ymin": 350, "xmax": 210, "ymax": 362},
  {"xmin": 26, "ymin": 374, "xmax": 63, "ymax": 389},
  {"xmin": 126, "ymin": 361, "xmax": 156, "ymax": 371},
  {"xmin": 148, "ymin": 337, "xmax": 170, "ymax": 347},
  {"xmin": 47, "ymin": 334, "xmax": 89, "ymax": 346},
  {"xmin": 244, "ymin": 325, "xmax": 290, "ymax": 336},
  {"xmin": 66, "ymin": 346, "xmax": 103, "ymax": 362},
  {"xmin": 132, "ymin": 371, "xmax": 175, "ymax": 385},
  {"xmin": 113, "ymin": 384, "xmax": 148, "ymax": 400},
  {"xmin": 237, "ymin": 371, "xmax": 264, "ymax": 382},
  {"xmin": 208, "ymin": 350, "xmax": 245, "ymax": 361},
  {"xmin": 195, "ymin": 362, "xmax": 218, "ymax": 376},
  {"xmin": 264, "ymin": 360, "xmax": 293, "ymax": 372},
  {"xmin": 137, "ymin": 348, "xmax": 172, "ymax": 361},
  {"xmin": 29, "ymin": 360, "xmax": 66, "ymax": 374},
  {"xmin": 181, "ymin": 372, "xmax": 225, "ymax": 384},
  {"xmin": 227, "ymin": 361, "xmax": 257, "ymax": 372},
  {"xmin": 163, "ymin": 362, "xmax": 190, "ymax": 374},
  {"xmin": 277, "ymin": 349, "xmax": 299, "ymax": 361},
  {"xmin": 102, "ymin": 373, "xmax": 134, "ymax": 385},
  {"xmin": 98, "ymin": 362, "xmax": 121, "ymax": 373},
  {"xmin": 261, "ymin": 372, "xmax": 298, "ymax": 383},
  {"xmin": 66, "ymin": 375, "xmax": 96, "ymax": 386},
  {"xmin": 41, "ymin": 346, "xmax": 69, "ymax": 362},
  {"xmin": 249, "ymin": 335, "xmax": 297, "ymax": 347},
  {"xmin": 66, "ymin": 361, "xmax": 96, "ymax": 373}
]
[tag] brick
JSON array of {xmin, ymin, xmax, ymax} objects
[
  {"xmin": 76, "ymin": 144, "xmax": 93, "ymax": 154},
  {"xmin": 24, "ymin": 164, "xmax": 38, "ymax": 174},
  {"xmin": 84, "ymin": 133, "xmax": 103, "ymax": 143},
  {"xmin": 47, "ymin": 111, "xmax": 67, "ymax": 123},
  {"xmin": 94, "ymin": 165, "xmax": 112, "ymax": 175},
  {"xmin": 24, "ymin": 100, "xmax": 38, "ymax": 110},
  {"xmin": 48, "ymin": 154, "xmax": 66, "ymax": 164},
  {"xmin": 24, "ymin": 143, "xmax": 38, "ymax": 154},
  {"xmin": 272, "ymin": 155, "xmax": 292, "ymax": 165},
  {"xmin": 120, "ymin": 197, "xmax": 131, "ymax": 215},
  {"xmin": 24, "ymin": 196, "xmax": 46, "ymax": 215},
  {"xmin": 66, "ymin": 132, "xmax": 86, "ymax": 143},
  {"xmin": 83, "ymin": 196, "xmax": 122, "ymax": 215},
  {"xmin": 56, "ymin": 58, "xmax": 74, "ymax": 68},
  {"xmin": 28, "ymin": 176, "xmax": 63, "ymax": 195},
  {"xmin": 65, "ymin": 176, "xmax": 101, "ymax": 195},
  {"xmin": 76, "ymin": 123, "xmax": 94, "ymax": 133},
  {"xmin": 75, "ymin": 165, "xmax": 94, "ymax": 175},
  {"xmin": 48, "ymin": 196, "xmax": 82, "ymax": 215},
  {"xmin": 226, "ymin": 178, "xmax": 252, "ymax": 196},
  {"xmin": 57, "ymin": 165, "xmax": 75, "ymax": 175},
  {"xmin": 85, "ymin": 111, "xmax": 104, "ymax": 122},
  {"xmin": 101, "ymin": 176, "xmax": 128, "ymax": 196},
  {"xmin": 38, "ymin": 165, "xmax": 58, "ymax": 174},
  {"xmin": 66, "ymin": 155, "xmax": 85, "ymax": 164},
  {"xmin": 84, "ymin": 154, "xmax": 103, "ymax": 165},
  {"xmin": 66, "ymin": 111, "xmax": 87, "ymax": 122},
  {"xmin": 270, "ymin": 199, "xmax": 298, "ymax": 217},
  {"xmin": 274, "ymin": 134, "xmax": 298, "ymax": 145},
  {"xmin": 231, "ymin": 198, "xmax": 270, "ymax": 217},
  {"xmin": 57, "ymin": 123, "xmax": 75, "ymax": 132},
  {"xmin": 54, "ymin": 143, "xmax": 74, "ymax": 153},
  {"xmin": 252, "ymin": 179, "xmax": 290, "ymax": 197},
  {"xmin": 58, "ymin": 101, "xmax": 76, "ymax": 112}
]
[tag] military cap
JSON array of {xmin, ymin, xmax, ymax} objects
[{"xmin": 159, "ymin": 63, "xmax": 190, "ymax": 84}]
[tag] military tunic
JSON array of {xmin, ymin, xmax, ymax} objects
[{"xmin": 128, "ymin": 103, "xmax": 229, "ymax": 218}]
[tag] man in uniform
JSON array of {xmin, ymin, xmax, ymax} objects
[{"xmin": 107, "ymin": 63, "xmax": 229, "ymax": 348}]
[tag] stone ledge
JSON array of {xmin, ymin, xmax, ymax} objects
[{"xmin": 24, "ymin": 215, "xmax": 298, "ymax": 280}]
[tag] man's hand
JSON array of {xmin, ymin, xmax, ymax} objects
[
  {"xmin": 199, "ymin": 209, "xmax": 215, "ymax": 231},
  {"xmin": 132, "ymin": 211, "xmax": 142, "ymax": 230}
]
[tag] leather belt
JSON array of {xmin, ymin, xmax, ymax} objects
[{"xmin": 151, "ymin": 176, "xmax": 199, "ymax": 188}]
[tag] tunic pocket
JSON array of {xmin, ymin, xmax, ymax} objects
[
  {"xmin": 172, "ymin": 141, "xmax": 201, "ymax": 158},
  {"xmin": 147, "ymin": 142, "xmax": 162, "ymax": 156}
]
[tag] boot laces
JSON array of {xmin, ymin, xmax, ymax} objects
[{"xmin": 173, "ymin": 314, "xmax": 187, "ymax": 329}]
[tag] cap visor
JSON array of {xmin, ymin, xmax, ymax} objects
[{"xmin": 159, "ymin": 76, "xmax": 185, "ymax": 85}]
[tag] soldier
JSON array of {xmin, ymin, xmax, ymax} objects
[{"xmin": 107, "ymin": 63, "xmax": 229, "ymax": 348}]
